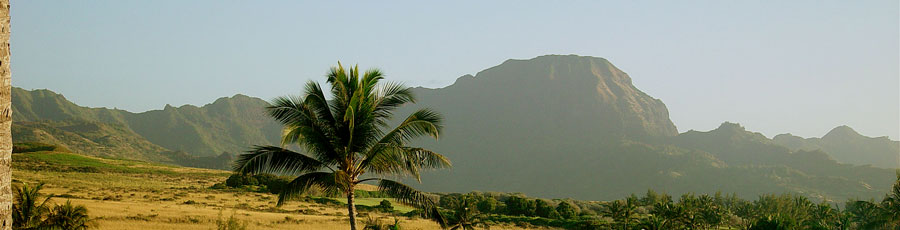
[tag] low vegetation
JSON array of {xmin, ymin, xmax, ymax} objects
[
  {"xmin": 10, "ymin": 142, "xmax": 900, "ymax": 229},
  {"xmin": 430, "ymin": 174, "xmax": 900, "ymax": 229}
]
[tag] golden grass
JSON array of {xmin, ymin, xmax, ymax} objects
[
  {"xmin": 10, "ymin": 151, "xmax": 546, "ymax": 230},
  {"xmin": 13, "ymin": 166, "xmax": 538, "ymax": 229}
]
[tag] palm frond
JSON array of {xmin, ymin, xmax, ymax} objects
[
  {"xmin": 277, "ymin": 172, "xmax": 343, "ymax": 206},
  {"xmin": 361, "ymin": 146, "xmax": 451, "ymax": 181},
  {"xmin": 374, "ymin": 179, "xmax": 445, "ymax": 227},
  {"xmin": 373, "ymin": 81, "xmax": 415, "ymax": 120},
  {"xmin": 233, "ymin": 146, "xmax": 327, "ymax": 175}
]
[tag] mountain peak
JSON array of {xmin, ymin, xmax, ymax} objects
[
  {"xmin": 715, "ymin": 122, "xmax": 747, "ymax": 133},
  {"xmin": 434, "ymin": 55, "xmax": 678, "ymax": 138},
  {"xmin": 823, "ymin": 125, "xmax": 862, "ymax": 140}
]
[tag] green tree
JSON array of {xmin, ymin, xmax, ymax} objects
[
  {"xmin": 233, "ymin": 63, "xmax": 451, "ymax": 230},
  {"xmin": 504, "ymin": 196, "xmax": 535, "ymax": 216},
  {"xmin": 534, "ymin": 199, "xmax": 558, "ymax": 219},
  {"xmin": 12, "ymin": 183, "xmax": 51, "ymax": 230},
  {"xmin": 376, "ymin": 200, "xmax": 394, "ymax": 213},
  {"xmin": 555, "ymin": 201, "xmax": 577, "ymax": 220},
  {"xmin": 474, "ymin": 196, "xmax": 500, "ymax": 214}
]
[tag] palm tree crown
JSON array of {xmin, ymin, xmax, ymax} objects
[
  {"xmin": 234, "ymin": 63, "xmax": 451, "ymax": 230},
  {"xmin": 12, "ymin": 183, "xmax": 51, "ymax": 230}
]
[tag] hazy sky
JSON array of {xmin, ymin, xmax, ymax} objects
[{"xmin": 12, "ymin": 1, "xmax": 899, "ymax": 139}]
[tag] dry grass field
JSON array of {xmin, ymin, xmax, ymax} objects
[{"xmin": 11, "ymin": 151, "xmax": 544, "ymax": 230}]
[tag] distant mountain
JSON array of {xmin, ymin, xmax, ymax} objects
[
  {"xmin": 12, "ymin": 87, "xmax": 282, "ymax": 157},
  {"xmin": 773, "ymin": 126, "xmax": 899, "ymax": 169},
  {"xmin": 397, "ymin": 55, "xmax": 894, "ymax": 201},
  {"xmin": 673, "ymin": 123, "xmax": 893, "ymax": 200},
  {"xmin": 11, "ymin": 55, "xmax": 896, "ymax": 201}
]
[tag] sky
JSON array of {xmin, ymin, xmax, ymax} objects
[{"xmin": 11, "ymin": 1, "xmax": 899, "ymax": 140}]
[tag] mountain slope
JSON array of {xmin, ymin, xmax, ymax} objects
[
  {"xmin": 397, "ymin": 55, "xmax": 893, "ymax": 201},
  {"xmin": 773, "ymin": 126, "xmax": 900, "ymax": 169},
  {"xmin": 12, "ymin": 120, "xmax": 171, "ymax": 162},
  {"xmin": 12, "ymin": 87, "xmax": 282, "ymax": 156},
  {"xmin": 11, "ymin": 55, "xmax": 896, "ymax": 201}
]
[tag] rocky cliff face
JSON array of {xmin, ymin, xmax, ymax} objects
[{"xmin": 412, "ymin": 55, "xmax": 677, "ymax": 141}]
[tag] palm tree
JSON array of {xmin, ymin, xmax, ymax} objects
[
  {"xmin": 0, "ymin": 0, "xmax": 12, "ymax": 228},
  {"xmin": 234, "ymin": 63, "xmax": 451, "ymax": 230},
  {"xmin": 602, "ymin": 200, "xmax": 636, "ymax": 230},
  {"xmin": 446, "ymin": 198, "xmax": 489, "ymax": 230},
  {"xmin": 638, "ymin": 214, "xmax": 667, "ymax": 230},
  {"xmin": 881, "ymin": 172, "xmax": 900, "ymax": 228},
  {"xmin": 12, "ymin": 183, "xmax": 51, "ymax": 230},
  {"xmin": 42, "ymin": 201, "xmax": 92, "ymax": 230}
]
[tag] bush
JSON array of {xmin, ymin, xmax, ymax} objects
[
  {"xmin": 215, "ymin": 212, "xmax": 247, "ymax": 230},
  {"xmin": 13, "ymin": 142, "xmax": 70, "ymax": 153},
  {"xmin": 223, "ymin": 173, "xmax": 290, "ymax": 194},
  {"xmin": 375, "ymin": 199, "xmax": 394, "ymax": 213}
]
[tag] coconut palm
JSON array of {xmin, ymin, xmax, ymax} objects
[
  {"xmin": 42, "ymin": 201, "xmax": 92, "ymax": 230},
  {"xmin": 12, "ymin": 183, "xmax": 51, "ymax": 230},
  {"xmin": 882, "ymin": 172, "xmax": 900, "ymax": 228},
  {"xmin": 602, "ymin": 199, "xmax": 636, "ymax": 230},
  {"xmin": 446, "ymin": 198, "xmax": 489, "ymax": 230},
  {"xmin": 234, "ymin": 63, "xmax": 451, "ymax": 230},
  {"xmin": 1, "ymin": 1, "xmax": 12, "ymax": 228}
]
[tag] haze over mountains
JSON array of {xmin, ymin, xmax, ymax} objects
[{"xmin": 11, "ymin": 55, "xmax": 898, "ymax": 201}]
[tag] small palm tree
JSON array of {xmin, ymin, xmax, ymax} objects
[
  {"xmin": 12, "ymin": 182, "xmax": 51, "ymax": 230},
  {"xmin": 602, "ymin": 199, "xmax": 636, "ymax": 230},
  {"xmin": 234, "ymin": 63, "xmax": 451, "ymax": 230},
  {"xmin": 446, "ymin": 198, "xmax": 489, "ymax": 230},
  {"xmin": 41, "ymin": 200, "xmax": 92, "ymax": 230},
  {"xmin": 881, "ymin": 172, "xmax": 900, "ymax": 228}
]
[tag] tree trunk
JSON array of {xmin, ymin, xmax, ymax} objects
[
  {"xmin": 347, "ymin": 184, "xmax": 357, "ymax": 230},
  {"xmin": 0, "ymin": 0, "xmax": 11, "ymax": 229}
]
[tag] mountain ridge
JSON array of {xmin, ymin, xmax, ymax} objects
[{"xmin": 10, "ymin": 55, "xmax": 898, "ymax": 201}]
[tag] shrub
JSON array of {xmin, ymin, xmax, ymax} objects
[
  {"xmin": 216, "ymin": 212, "xmax": 248, "ymax": 230},
  {"xmin": 376, "ymin": 199, "xmax": 394, "ymax": 213},
  {"xmin": 223, "ymin": 173, "xmax": 290, "ymax": 194}
]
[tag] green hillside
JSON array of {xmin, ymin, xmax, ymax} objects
[{"xmin": 12, "ymin": 87, "xmax": 282, "ymax": 157}]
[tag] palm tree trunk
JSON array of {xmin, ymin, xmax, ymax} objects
[
  {"xmin": 347, "ymin": 184, "xmax": 357, "ymax": 230},
  {"xmin": 0, "ymin": 1, "xmax": 11, "ymax": 229}
]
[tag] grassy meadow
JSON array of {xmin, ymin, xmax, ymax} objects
[{"xmin": 11, "ymin": 149, "xmax": 543, "ymax": 230}]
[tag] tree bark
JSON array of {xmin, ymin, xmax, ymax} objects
[
  {"xmin": 0, "ymin": 0, "xmax": 10, "ymax": 229},
  {"xmin": 347, "ymin": 184, "xmax": 357, "ymax": 230}
]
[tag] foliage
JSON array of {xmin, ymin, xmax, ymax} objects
[
  {"xmin": 362, "ymin": 217, "xmax": 402, "ymax": 230},
  {"xmin": 375, "ymin": 199, "xmax": 395, "ymax": 213},
  {"xmin": 12, "ymin": 142, "xmax": 69, "ymax": 153},
  {"xmin": 556, "ymin": 202, "xmax": 577, "ymax": 220},
  {"xmin": 12, "ymin": 182, "xmax": 94, "ymax": 230},
  {"xmin": 42, "ymin": 201, "xmax": 93, "ymax": 230},
  {"xmin": 444, "ymin": 198, "xmax": 489, "ymax": 230},
  {"xmin": 12, "ymin": 182, "xmax": 51, "ymax": 230},
  {"xmin": 232, "ymin": 63, "xmax": 450, "ymax": 229},
  {"xmin": 223, "ymin": 173, "xmax": 290, "ymax": 194},
  {"xmin": 430, "ymin": 176, "xmax": 900, "ymax": 230}
]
